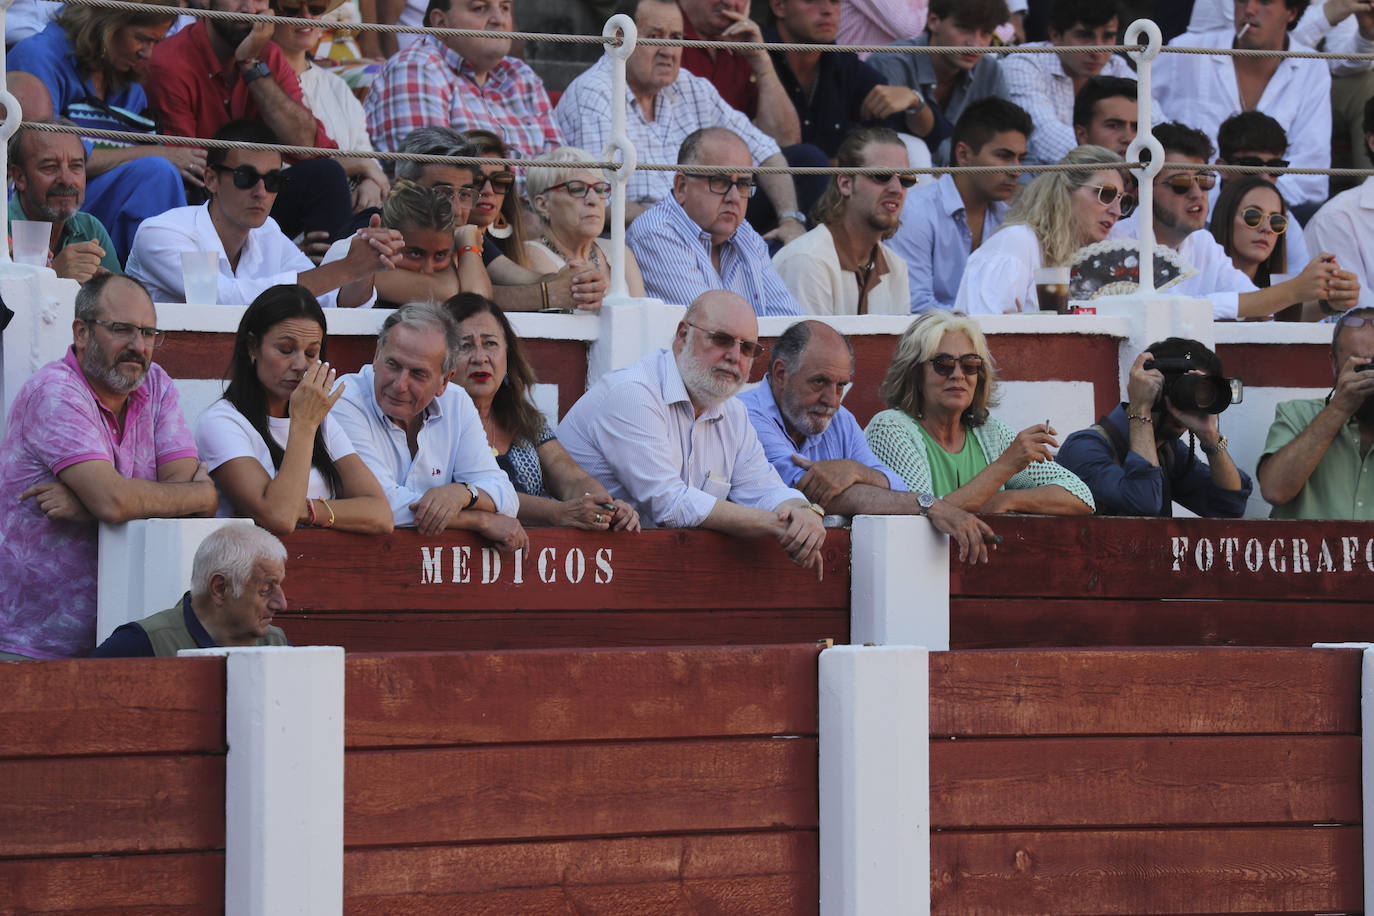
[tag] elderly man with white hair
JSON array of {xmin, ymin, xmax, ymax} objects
[{"xmin": 90, "ymin": 524, "xmax": 290, "ymax": 656}]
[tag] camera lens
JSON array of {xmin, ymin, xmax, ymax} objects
[{"xmin": 1170, "ymin": 375, "xmax": 1231, "ymax": 414}]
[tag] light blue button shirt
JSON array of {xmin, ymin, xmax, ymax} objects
[{"xmin": 890, "ymin": 174, "xmax": 1009, "ymax": 314}]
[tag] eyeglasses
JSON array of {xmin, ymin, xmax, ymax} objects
[
  {"xmin": 547, "ymin": 180, "xmax": 612, "ymax": 199},
  {"xmin": 430, "ymin": 183, "xmax": 477, "ymax": 204},
  {"xmin": 476, "ymin": 171, "xmax": 515, "ymax": 193},
  {"xmin": 1338, "ymin": 314, "xmax": 1374, "ymax": 328},
  {"xmin": 1230, "ymin": 155, "xmax": 1289, "ymax": 172},
  {"xmin": 213, "ymin": 164, "xmax": 288, "ymax": 193},
  {"xmin": 86, "ymin": 319, "xmax": 165, "ymax": 348},
  {"xmin": 859, "ymin": 172, "xmax": 919, "ymax": 189},
  {"xmin": 1240, "ymin": 206, "xmax": 1288, "ymax": 234},
  {"xmin": 1158, "ymin": 172, "xmax": 1218, "ymax": 194},
  {"xmin": 928, "ymin": 354, "xmax": 984, "ymax": 377},
  {"xmin": 684, "ymin": 321, "xmax": 765, "ymax": 358},
  {"xmin": 1087, "ymin": 184, "xmax": 1136, "ymax": 217},
  {"xmin": 682, "ymin": 173, "xmax": 757, "ymax": 197},
  {"xmin": 274, "ymin": 0, "xmax": 330, "ymax": 15}
]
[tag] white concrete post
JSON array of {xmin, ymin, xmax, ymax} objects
[
  {"xmin": 180, "ymin": 645, "xmax": 345, "ymax": 916},
  {"xmin": 1314, "ymin": 640, "xmax": 1374, "ymax": 914},
  {"xmin": 98, "ymin": 517, "xmax": 254, "ymax": 642},
  {"xmin": 850, "ymin": 514, "xmax": 950, "ymax": 650},
  {"xmin": 0, "ymin": 272, "xmax": 77, "ymax": 429},
  {"xmin": 585, "ymin": 296, "xmax": 684, "ymax": 383},
  {"xmin": 1090, "ymin": 294, "xmax": 1216, "ymax": 401},
  {"xmin": 819, "ymin": 644, "xmax": 930, "ymax": 916}
]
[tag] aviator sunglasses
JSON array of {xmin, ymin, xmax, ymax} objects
[
  {"xmin": 929, "ymin": 354, "xmax": 985, "ymax": 377},
  {"xmin": 1240, "ymin": 206, "xmax": 1287, "ymax": 234},
  {"xmin": 1087, "ymin": 184, "xmax": 1136, "ymax": 217},
  {"xmin": 213, "ymin": 164, "xmax": 288, "ymax": 193},
  {"xmin": 1159, "ymin": 172, "xmax": 1218, "ymax": 194},
  {"xmin": 684, "ymin": 321, "xmax": 766, "ymax": 358}
]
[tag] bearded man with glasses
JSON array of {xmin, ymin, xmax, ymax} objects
[
  {"xmin": 1260, "ymin": 309, "xmax": 1374, "ymax": 519},
  {"xmin": 0, "ymin": 274, "xmax": 218, "ymax": 659},
  {"xmin": 129, "ymin": 119, "xmax": 404, "ymax": 307}
]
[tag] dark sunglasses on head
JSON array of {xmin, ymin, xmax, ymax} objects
[
  {"xmin": 1230, "ymin": 155, "xmax": 1289, "ymax": 172},
  {"xmin": 476, "ymin": 171, "xmax": 515, "ymax": 193},
  {"xmin": 547, "ymin": 180, "xmax": 612, "ymax": 199},
  {"xmin": 859, "ymin": 172, "xmax": 919, "ymax": 189},
  {"xmin": 1088, "ymin": 184, "xmax": 1136, "ymax": 217},
  {"xmin": 684, "ymin": 321, "xmax": 765, "ymax": 358},
  {"xmin": 275, "ymin": 0, "xmax": 330, "ymax": 15},
  {"xmin": 213, "ymin": 163, "xmax": 288, "ymax": 193},
  {"xmin": 1159, "ymin": 172, "xmax": 1218, "ymax": 194},
  {"xmin": 1241, "ymin": 206, "xmax": 1287, "ymax": 234},
  {"xmin": 683, "ymin": 173, "xmax": 757, "ymax": 197},
  {"xmin": 929, "ymin": 354, "xmax": 984, "ymax": 377}
]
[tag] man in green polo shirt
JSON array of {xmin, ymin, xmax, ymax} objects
[
  {"xmin": 9, "ymin": 119, "xmax": 122, "ymax": 282},
  {"xmin": 1259, "ymin": 309, "xmax": 1374, "ymax": 520}
]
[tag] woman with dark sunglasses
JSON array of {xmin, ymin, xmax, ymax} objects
[
  {"xmin": 524, "ymin": 148, "xmax": 647, "ymax": 300},
  {"xmin": 956, "ymin": 145, "xmax": 1133, "ymax": 314},
  {"xmin": 865, "ymin": 311, "xmax": 1095, "ymax": 515}
]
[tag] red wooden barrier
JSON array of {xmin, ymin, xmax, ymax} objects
[
  {"xmin": 0, "ymin": 658, "xmax": 228, "ymax": 913},
  {"xmin": 949, "ymin": 516, "xmax": 1374, "ymax": 648},
  {"xmin": 341, "ymin": 644, "xmax": 822, "ymax": 913},
  {"xmin": 277, "ymin": 527, "xmax": 852, "ymax": 652},
  {"xmin": 929, "ymin": 647, "xmax": 1364, "ymax": 914}
]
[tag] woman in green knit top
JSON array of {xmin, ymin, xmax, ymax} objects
[{"xmin": 864, "ymin": 311, "xmax": 1094, "ymax": 515}]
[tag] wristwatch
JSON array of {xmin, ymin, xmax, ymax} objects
[
  {"xmin": 1200, "ymin": 435, "xmax": 1229, "ymax": 457},
  {"xmin": 806, "ymin": 502, "xmax": 826, "ymax": 518},
  {"xmin": 916, "ymin": 492, "xmax": 936, "ymax": 516},
  {"xmin": 239, "ymin": 59, "xmax": 271, "ymax": 84},
  {"xmin": 459, "ymin": 482, "xmax": 480, "ymax": 509},
  {"xmin": 778, "ymin": 210, "xmax": 806, "ymax": 226}
]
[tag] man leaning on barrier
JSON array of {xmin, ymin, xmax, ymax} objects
[
  {"xmin": 0, "ymin": 275, "xmax": 218, "ymax": 660},
  {"xmin": 1057, "ymin": 338, "xmax": 1252, "ymax": 518},
  {"xmin": 559, "ymin": 290, "xmax": 826, "ymax": 576},
  {"xmin": 90, "ymin": 524, "xmax": 291, "ymax": 657},
  {"xmin": 1259, "ymin": 309, "xmax": 1374, "ymax": 520},
  {"xmin": 741, "ymin": 320, "xmax": 997, "ymax": 563}
]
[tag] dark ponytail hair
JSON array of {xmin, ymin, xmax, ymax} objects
[{"xmin": 221, "ymin": 284, "xmax": 343, "ymax": 497}]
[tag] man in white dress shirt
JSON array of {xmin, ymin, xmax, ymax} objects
[
  {"xmin": 1307, "ymin": 96, "xmax": 1374, "ymax": 310},
  {"xmin": 558, "ymin": 290, "xmax": 826, "ymax": 575},
  {"xmin": 127, "ymin": 120, "xmax": 402, "ymax": 307},
  {"xmin": 332, "ymin": 303, "xmax": 525, "ymax": 549}
]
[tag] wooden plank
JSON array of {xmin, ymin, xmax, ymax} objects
[
  {"xmin": 0, "ymin": 852, "xmax": 223, "ymax": 913},
  {"xmin": 288, "ymin": 609, "xmax": 847, "ymax": 653},
  {"xmin": 345, "ymin": 644, "xmax": 821, "ymax": 748},
  {"xmin": 0, "ymin": 756, "xmax": 225, "ymax": 857},
  {"xmin": 281, "ymin": 527, "xmax": 850, "ymax": 614},
  {"xmin": 345, "ymin": 738, "xmax": 818, "ymax": 846},
  {"xmin": 930, "ymin": 826, "xmax": 1363, "ymax": 915},
  {"xmin": 951, "ymin": 597, "xmax": 1374, "ymax": 649},
  {"xmin": 345, "ymin": 832, "xmax": 817, "ymax": 915},
  {"xmin": 1216, "ymin": 342, "xmax": 1332, "ymax": 391},
  {"xmin": 0, "ymin": 657, "xmax": 225, "ymax": 758},
  {"xmin": 929, "ymin": 648, "xmax": 1362, "ymax": 737},
  {"xmin": 931, "ymin": 735, "xmax": 1361, "ymax": 828},
  {"xmin": 949, "ymin": 516, "xmax": 1374, "ymax": 603}
]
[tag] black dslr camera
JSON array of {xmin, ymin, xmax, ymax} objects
[{"xmin": 1143, "ymin": 357, "xmax": 1243, "ymax": 414}]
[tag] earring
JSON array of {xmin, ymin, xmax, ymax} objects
[{"xmin": 487, "ymin": 212, "xmax": 513, "ymax": 240}]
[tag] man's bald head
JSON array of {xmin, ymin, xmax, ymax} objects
[{"xmin": 674, "ymin": 291, "xmax": 759, "ymax": 411}]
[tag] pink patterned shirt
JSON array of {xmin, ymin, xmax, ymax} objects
[{"xmin": 0, "ymin": 348, "xmax": 198, "ymax": 658}]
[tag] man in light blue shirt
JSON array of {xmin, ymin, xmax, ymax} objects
[
  {"xmin": 740, "ymin": 320, "xmax": 995, "ymax": 563},
  {"xmin": 890, "ymin": 98, "xmax": 1030, "ymax": 313},
  {"xmin": 558, "ymin": 290, "xmax": 824, "ymax": 574},
  {"xmin": 627, "ymin": 127, "xmax": 803, "ymax": 317},
  {"xmin": 332, "ymin": 303, "xmax": 524, "ymax": 550}
]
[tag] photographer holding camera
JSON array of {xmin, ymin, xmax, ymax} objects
[
  {"xmin": 1058, "ymin": 338, "xmax": 1252, "ymax": 517},
  {"xmin": 1258, "ymin": 309, "xmax": 1374, "ymax": 520}
]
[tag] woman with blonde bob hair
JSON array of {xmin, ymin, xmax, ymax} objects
[
  {"xmin": 955, "ymin": 145, "xmax": 1134, "ymax": 314},
  {"xmin": 865, "ymin": 311, "xmax": 1094, "ymax": 515}
]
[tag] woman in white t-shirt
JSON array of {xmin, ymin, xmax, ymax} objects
[{"xmin": 195, "ymin": 285, "xmax": 393, "ymax": 535}]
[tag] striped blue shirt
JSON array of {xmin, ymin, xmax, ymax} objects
[{"xmin": 627, "ymin": 194, "xmax": 802, "ymax": 317}]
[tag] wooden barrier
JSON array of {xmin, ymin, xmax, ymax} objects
[
  {"xmin": 341, "ymin": 643, "xmax": 823, "ymax": 912},
  {"xmin": 929, "ymin": 647, "xmax": 1365, "ymax": 915},
  {"xmin": 949, "ymin": 516, "xmax": 1374, "ymax": 648},
  {"xmin": 0, "ymin": 657, "xmax": 228, "ymax": 912},
  {"xmin": 277, "ymin": 526, "xmax": 853, "ymax": 651}
]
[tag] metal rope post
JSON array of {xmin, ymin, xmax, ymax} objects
[
  {"xmin": 603, "ymin": 13, "xmax": 638, "ymax": 299},
  {"xmin": 1126, "ymin": 17, "xmax": 1163, "ymax": 295}
]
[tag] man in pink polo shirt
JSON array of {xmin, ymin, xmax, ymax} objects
[{"xmin": 0, "ymin": 274, "xmax": 218, "ymax": 659}]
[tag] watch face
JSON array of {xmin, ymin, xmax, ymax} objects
[{"xmin": 918, "ymin": 492, "xmax": 935, "ymax": 508}]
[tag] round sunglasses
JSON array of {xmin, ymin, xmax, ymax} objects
[
  {"xmin": 1240, "ymin": 206, "xmax": 1287, "ymax": 234},
  {"xmin": 1087, "ymin": 184, "xmax": 1136, "ymax": 218}
]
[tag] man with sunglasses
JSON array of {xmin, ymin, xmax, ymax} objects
[
  {"xmin": 1305, "ymin": 97, "xmax": 1374, "ymax": 311},
  {"xmin": 0, "ymin": 274, "xmax": 218, "ymax": 660},
  {"xmin": 128, "ymin": 119, "xmax": 404, "ymax": 307},
  {"xmin": 1216, "ymin": 111, "xmax": 1310, "ymax": 264},
  {"xmin": 559, "ymin": 290, "xmax": 826, "ymax": 576},
  {"xmin": 773, "ymin": 127, "xmax": 913, "ymax": 315},
  {"xmin": 1259, "ymin": 309, "xmax": 1374, "ymax": 519},
  {"xmin": 742, "ymin": 320, "xmax": 998, "ymax": 563},
  {"xmin": 628, "ymin": 127, "xmax": 802, "ymax": 316}
]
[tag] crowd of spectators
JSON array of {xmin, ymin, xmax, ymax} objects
[{"xmin": 6, "ymin": 0, "xmax": 1374, "ymax": 659}]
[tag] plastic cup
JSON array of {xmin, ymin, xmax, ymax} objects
[
  {"xmin": 11, "ymin": 221, "xmax": 52, "ymax": 268},
  {"xmin": 1033, "ymin": 266, "xmax": 1071, "ymax": 314},
  {"xmin": 181, "ymin": 251, "xmax": 220, "ymax": 304}
]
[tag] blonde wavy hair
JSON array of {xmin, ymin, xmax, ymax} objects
[
  {"xmin": 56, "ymin": 0, "xmax": 179, "ymax": 96},
  {"xmin": 1002, "ymin": 144, "xmax": 1127, "ymax": 268},
  {"xmin": 881, "ymin": 311, "xmax": 998, "ymax": 427}
]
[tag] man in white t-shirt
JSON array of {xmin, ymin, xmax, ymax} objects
[{"xmin": 332, "ymin": 303, "xmax": 525, "ymax": 549}]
